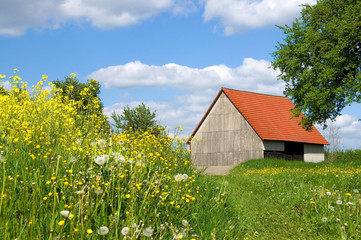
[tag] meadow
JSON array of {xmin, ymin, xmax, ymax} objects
[
  {"xmin": 1, "ymin": 71, "xmax": 361, "ymax": 239},
  {"xmin": 0, "ymin": 72, "xmax": 233, "ymax": 239},
  {"xmin": 212, "ymin": 151, "xmax": 361, "ymax": 239}
]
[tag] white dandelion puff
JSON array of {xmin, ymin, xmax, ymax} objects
[
  {"xmin": 76, "ymin": 190, "xmax": 85, "ymax": 195},
  {"xmin": 182, "ymin": 219, "xmax": 188, "ymax": 227},
  {"xmin": 94, "ymin": 188, "xmax": 103, "ymax": 195},
  {"xmin": 336, "ymin": 200, "xmax": 343, "ymax": 205},
  {"xmin": 121, "ymin": 227, "xmax": 130, "ymax": 235},
  {"xmin": 98, "ymin": 226, "xmax": 109, "ymax": 235},
  {"xmin": 326, "ymin": 191, "xmax": 332, "ymax": 196},
  {"xmin": 97, "ymin": 139, "xmax": 106, "ymax": 147},
  {"xmin": 69, "ymin": 156, "xmax": 77, "ymax": 163},
  {"xmin": 95, "ymin": 155, "xmax": 109, "ymax": 165},
  {"xmin": 60, "ymin": 210, "xmax": 72, "ymax": 218},
  {"xmin": 322, "ymin": 217, "xmax": 327, "ymax": 222},
  {"xmin": 142, "ymin": 227, "xmax": 154, "ymax": 237},
  {"xmin": 181, "ymin": 174, "xmax": 189, "ymax": 180}
]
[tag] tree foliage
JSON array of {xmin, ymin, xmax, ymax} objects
[
  {"xmin": 53, "ymin": 75, "xmax": 103, "ymax": 115},
  {"xmin": 272, "ymin": 0, "xmax": 361, "ymax": 129},
  {"xmin": 53, "ymin": 75, "xmax": 110, "ymax": 132},
  {"xmin": 111, "ymin": 103, "xmax": 163, "ymax": 135}
]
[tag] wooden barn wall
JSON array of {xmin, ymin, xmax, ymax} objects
[{"xmin": 190, "ymin": 92, "xmax": 264, "ymax": 166}]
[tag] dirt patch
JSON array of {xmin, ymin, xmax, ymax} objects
[{"xmin": 196, "ymin": 165, "xmax": 234, "ymax": 175}]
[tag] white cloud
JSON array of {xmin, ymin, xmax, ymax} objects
[
  {"xmin": 0, "ymin": 0, "xmax": 64, "ymax": 36},
  {"xmin": 203, "ymin": 0, "xmax": 317, "ymax": 34},
  {"xmin": 0, "ymin": 0, "xmax": 194, "ymax": 36},
  {"xmin": 318, "ymin": 114, "xmax": 361, "ymax": 150},
  {"xmin": 88, "ymin": 58, "xmax": 284, "ymax": 95},
  {"xmin": 96, "ymin": 59, "xmax": 284, "ymax": 139},
  {"xmin": 60, "ymin": 0, "xmax": 173, "ymax": 29}
]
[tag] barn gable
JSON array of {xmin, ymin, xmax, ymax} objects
[
  {"xmin": 188, "ymin": 88, "xmax": 329, "ymax": 166},
  {"xmin": 190, "ymin": 91, "xmax": 264, "ymax": 166}
]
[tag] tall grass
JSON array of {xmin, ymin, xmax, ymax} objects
[
  {"xmin": 218, "ymin": 152, "xmax": 361, "ymax": 239},
  {"xmin": 0, "ymin": 72, "xmax": 233, "ymax": 239}
]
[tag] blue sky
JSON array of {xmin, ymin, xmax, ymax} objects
[{"xmin": 1, "ymin": 0, "xmax": 360, "ymax": 149}]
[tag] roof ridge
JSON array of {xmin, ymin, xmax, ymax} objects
[{"xmin": 222, "ymin": 87, "xmax": 286, "ymax": 98}]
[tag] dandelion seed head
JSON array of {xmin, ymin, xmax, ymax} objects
[
  {"xmin": 142, "ymin": 227, "xmax": 154, "ymax": 237},
  {"xmin": 97, "ymin": 139, "xmax": 106, "ymax": 147},
  {"xmin": 60, "ymin": 210, "xmax": 72, "ymax": 218},
  {"xmin": 121, "ymin": 227, "xmax": 130, "ymax": 235},
  {"xmin": 95, "ymin": 155, "xmax": 108, "ymax": 165},
  {"xmin": 336, "ymin": 200, "xmax": 343, "ymax": 205},
  {"xmin": 94, "ymin": 188, "xmax": 103, "ymax": 195},
  {"xmin": 182, "ymin": 219, "xmax": 188, "ymax": 227},
  {"xmin": 98, "ymin": 226, "xmax": 109, "ymax": 235}
]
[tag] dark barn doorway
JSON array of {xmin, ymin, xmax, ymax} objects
[{"xmin": 264, "ymin": 142, "xmax": 304, "ymax": 161}]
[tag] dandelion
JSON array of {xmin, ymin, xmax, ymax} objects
[
  {"xmin": 0, "ymin": 155, "xmax": 5, "ymax": 163},
  {"xmin": 95, "ymin": 155, "xmax": 109, "ymax": 165},
  {"xmin": 322, "ymin": 217, "xmax": 327, "ymax": 222},
  {"xmin": 69, "ymin": 156, "xmax": 77, "ymax": 163},
  {"xmin": 60, "ymin": 210, "xmax": 72, "ymax": 218},
  {"xmin": 174, "ymin": 233, "xmax": 185, "ymax": 239},
  {"xmin": 94, "ymin": 188, "xmax": 103, "ymax": 195},
  {"xmin": 87, "ymin": 229, "xmax": 93, "ymax": 234},
  {"xmin": 336, "ymin": 200, "xmax": 343, "ymax": 205},
  {"xmin": 98, "ymin": 226, "xmax": 109, "ymax": 235},
  {"xmin": 181, "ymin": 174, "xmax": 189, "ymax": 180},
  {"xmin": 142, "ymin": 227, "xmax": 154, "ymax": 237},
  {"xmin": 346, "ymin": 193, "xmax": 351, "ymax": 196},
  {"xmin": 353, "ymin": 189, "xmax": 359, "ymax": 193},
  {"xmin": 174, "ymin": 174, "xmax": 183, "ymax": 182},
  {"xmin": 58, "ymin": 220, "xmax": 65, "ymax": 226},
  {"xmin": 121, "ymin": 227, "xmax": 130, "ymax": 235},
  {"xmin": 326, "ymin": 191, "xmax": 332, "ymax": 196},
  {"xmin": 97, "ymin": 139, "xmax": 106, "ymax": 147},
  {"xmin": 182, "ymin": 220, "xmax": 189, "ymax": 227}
]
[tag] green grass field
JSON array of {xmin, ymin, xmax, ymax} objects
[{"xmin": 207, "ymin": 150, "xmax": 361, "ymax": 239}]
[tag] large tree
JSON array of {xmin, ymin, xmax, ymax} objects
[{"xmin": 272, "ymin": 0, "xmax": 361, "ymax": 129}]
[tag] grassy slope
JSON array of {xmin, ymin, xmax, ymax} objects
[{"xmin": 209, "ymin": 151, "xmax": 361, "ymax": 239}]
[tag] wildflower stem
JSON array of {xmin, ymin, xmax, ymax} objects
[
  {"xmin": 0, "ymin": 162, "xmax": 5, "ymax": 216},
  {"xmin": 48, "ymin": 156, "xmax": 61, "ymax": 240}
]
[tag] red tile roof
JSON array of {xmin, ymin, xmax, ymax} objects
[{"xmin": 188, "ymin": 88, "xmax": 329, "ymax": 145}]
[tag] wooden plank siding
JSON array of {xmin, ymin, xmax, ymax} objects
[{"xmin": 190, "ymin": 92, "xmax": 264, "ymax": 166}]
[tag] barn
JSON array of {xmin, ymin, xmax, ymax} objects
[{"xmin": 187, "ymin": 88, "xmax": 329, "ymax": 167}]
